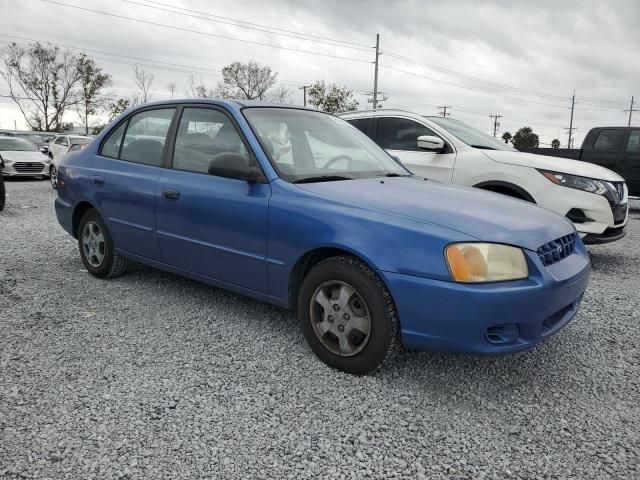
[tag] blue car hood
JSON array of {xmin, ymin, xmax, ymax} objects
[{"xmin": 295, "ymin": 176, "xmax": 574, "ymax": 251}]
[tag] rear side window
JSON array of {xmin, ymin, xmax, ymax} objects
[
  {"xmin": 626, "ymin": 131, "xmax": 640, "ymax": 153},
  {"xmin": 593, "ymin": 129, "xmax": 622, "ymax": 150},
  {"xmin": 120, "ymin": 108, "xmax": 175, "ymax": 166},
  {"xmin": 173, "ymin": 108, "xmax": 249, "ymax": 175},
  {"xmin": 376, "ymin": 117, "xmax": 439, "ymax": 151},
  {"xmin": 101, "ymin": 122, "xmax": 127, "ymax": 158},
  {"xmin": 347, "ymin": 118, "xmax": 372, "ymax": 137}
]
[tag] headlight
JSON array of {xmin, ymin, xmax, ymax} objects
[
  {"xmin": 539, "ymin": 170, "xmax": 608, "ymax": 195},
  {"xmin": 445, "ymin": 243, "xmax": 529, "ymax": 283}
]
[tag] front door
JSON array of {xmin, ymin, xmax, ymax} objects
[
  {"xmin": 374, "ymin": 116, "xmax": 456, "ymax": 183},
  {"xmin": 155, "ymin": 106, "xmax": 271, "ymax": 293},
  {"xmin": 619, "ymin": 129, "xmax": 640, "ymax": 196}
]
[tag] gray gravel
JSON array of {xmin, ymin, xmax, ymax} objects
[{"xmin": 1, "ymin": 179, "xmax": 639, "ymax": 480}]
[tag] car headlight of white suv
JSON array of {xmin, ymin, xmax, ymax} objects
[{"xmin": 538, "ymin": 170, "xmax": 614, "ymax": 196}]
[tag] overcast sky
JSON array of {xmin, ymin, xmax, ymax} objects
[{"xmin": 0, "ymin": 0, "xmax": 638, "ymax": 145}]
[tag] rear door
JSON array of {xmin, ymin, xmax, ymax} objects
[
  {"xmin": 155, "ymin": 105, "xmax": 270, "ymax": 293},
  {"xmin": 618, "ymin": 129, "xmax": 640, "ymax": 196},
  {"xmin": 580, "ymin": 128, "xmax": 623, "ymax": 171},
  {"xmin": 373, "ymin": 116, "xmax": 456, "ymax": 183},
  {"xmin": 94, "ymin": 106, "xmax": 177, "ymax": 261}
]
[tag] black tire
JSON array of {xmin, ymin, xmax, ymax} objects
[
  {"xmin": 49, "ymin": 166, "xmax": 57, "ymax": 189},
  {"xmin": 77, "ymin": 209, "xmax": 127, "ymax": 278},
  {"xmin": 0, "ymin": 174, "xmax": 5, "ymax": 211},
  {"xmin": 297, "ymin": 255, "xmax": 399, "ymax": 374}
]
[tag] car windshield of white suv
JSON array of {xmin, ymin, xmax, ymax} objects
[
  {"xmin": 0, "ymin": 138, "xmax": 39, "ymax": 151},
  {"xmin": 428, "ymin": 117, "xmax": 516, "ymax": 151},
  {"xmin": 70, "ymin": 137, "xmax": 93, "ymax": 145},
  {"xmin": 244, "ymin": 108, "xmax": 409, "ymax": 183}
]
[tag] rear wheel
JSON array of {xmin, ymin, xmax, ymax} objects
[
  {"xmin": 49, "ymin": 166, "xmax": 57, "ymax": 189},
  {"xmin": 77, "ymin": 209, "xmax": 127, "ymax": 278},
  {"xmin": 298, "ymin": 255, "xmax": 399, "ymax": 374}
]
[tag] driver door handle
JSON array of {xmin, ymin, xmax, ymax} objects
[{"xmin": 161, "ymin": 188, "xmax": 180, "ymax": 201}]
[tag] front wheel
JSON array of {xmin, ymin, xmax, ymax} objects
[
  {"xmin": 298, "ymin": 256, "xmax": 399, "ymax": 374},
  {"xmin": 77, "ymin": 209, "xmax": 128, "ymax": 278}
]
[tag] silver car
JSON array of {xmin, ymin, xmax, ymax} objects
[{"xmin": 0, "ymin": 136, "xmax": 52, "ymax": 178}]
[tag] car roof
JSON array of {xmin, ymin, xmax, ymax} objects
[
  {"xmin": 127, "ymin": 98, "xmax": 319, "ymax": 112},
  {"xmin": 339, "ymin": 108, "xmax": 429, "ymax": 120}
]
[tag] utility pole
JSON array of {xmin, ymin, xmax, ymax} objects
[
  {"xmin": 372, "ymin": 34, "xmax": 380, "ymax": 109},
  {"xmin": 567, "ymin": 90, "xmax": 575, "ymax": 149},
  {"xmin": 437, "ymin": 105, "xmax": 452, "ymax": 117},
  {"xmin": 299, "ymin": 85, "xmax": 310, "ymax": 107},
  {"xmin": 489, "ymin": 114, "xmax": 502, "ymax": 137},
  {"xmin": 13, "ymin": 119, "xmax": 17, "ymax": 130},
  {"xmin": 624, "ymin": 95, "xmax": 638, "ymax": 126}
]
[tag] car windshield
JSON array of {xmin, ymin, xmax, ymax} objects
[
  {"xmin": 428, "ymin": 117, "xmax": 516, "ymax": 151},
  {"xmin": 16, "ymin": 134, "xmax": 45, "ymax": 145},
  {"xmin": 0, "ymin": 138, "xmax": 39, "ymax": 151},
  {"xmin": 70, "ymin": 137, "xmax": 93, "ymax": 145},
  {"xmin": 243, "ymin": 108, "xmax": 409, "ymax": 182}
]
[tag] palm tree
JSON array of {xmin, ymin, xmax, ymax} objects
[
  {"xmin": 501, "ymin": 132, "xmax": 512, "ymax": 144},
  {"xmin": 551, "ymin": 139, "xmax": 561, "ymax": 149}
]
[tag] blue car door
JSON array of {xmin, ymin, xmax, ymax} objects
[
  {"xmin": 155, "ymin": 105, "xmax": 271, "ymax": 293},
  {"xmin": 93, "ymin": 107, "xmax": 177, "ymax": 261}
]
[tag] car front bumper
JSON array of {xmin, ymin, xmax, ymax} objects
[
  {"xmin": 380, "ymin": 243, "xmax": 590, "ymax": 354},
  {"xmin": 2, "ymin": 161, "xmax": 51, "ymax": 177}
]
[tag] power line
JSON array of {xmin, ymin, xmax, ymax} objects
[
  {"xmin": 383, "ymin": 51, "xmax": 571, "ymax": 102},
  {"xmin": 437, "ymin": 105, "xmax": 452, "ymax": 117},
  {"xmin": 39, "ymin": 0, "xmax": 372, "ymax": 64},
  {"xmin": 121, "ymin": 0, "xmax": 374, "ymax": 52},
  {"xmin": 380, "ymin": 64, "xmax": 571, "ymax": 110}
]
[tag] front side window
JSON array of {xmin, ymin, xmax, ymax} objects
[
  {"xmin": 593, "ymin": 129, "xmax": 622, "ymax": 150},
  {"xmin": 55, "ymin": 137, "xmax": 68, "ymax": 146},
  {"xmin": 243, "ymin": 108, "xmax": 409, "ymax": 182},
  {"xmin": 173, "ymin": 108, "xmax": 249, "ymax": 175},
  {"xmin": 120, "ymin": 108, "xmax": 175, "ymax": 166},
  {"xmin": 376, "ymin": 117, "xmax": 439, "ymax": 151},
  {"xmin": 626, "ymin": 131, "xmax": 640, "ymax": 153},
  {"xmin": 0, "ymin": 138, "xmax": 39, "ymax": 151}
]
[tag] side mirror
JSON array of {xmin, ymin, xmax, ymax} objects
[
  {"xmin": 417, "ymin": 135, "xmax": 445, "ymax": 152},
  {"xmin": 208, "ymin": 153, "xmax": 262, "ymax": 182}
]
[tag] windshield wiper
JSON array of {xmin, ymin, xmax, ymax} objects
[
  {"xmin": 470, "ymin": 145, "xmax": 497, "ymax": 150},
  {"xmin": 293, "ymin": 175, "xmax": 354, "ymax": 184},
  {"xmin": 379, "ymin": 172, "xmax": 408, "ymax": 177}
]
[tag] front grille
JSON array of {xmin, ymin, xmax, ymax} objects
[
  {"xmin": 13, "ymin": 162, "xmax": 45, "ymax": 173},
  {"xmin": 537, "ymin": 233, "xmax": 576, "ymax": 266},
  {"xmin": 613, "ymin": 182, "xmax": 625, "ymax": 202}
]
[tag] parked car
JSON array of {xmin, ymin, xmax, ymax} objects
[
  {"xmin": 48, "ymin": 134, "xmax": 93, "ymax": 160},
  {"xmin": 0, "ymin": 156, "xmax": 5, "ymax": 211},
  {"xmin": 55, "ymin": 100, "xmax": 590, "ymax": 374},
  {"xmin": 0, "ymin": 136, "xmax": 52, "ymax": 179},
  {"xmin": 341, "ymin": 110, "xmax": 628, "ymax": 244},
  {"xmin": 50, "ymin": 143, "xmax": 90, "ymax": 189},
  {"xmin": 0, "ymin": 132, "xmax": 50, "ymax": 154},
  {"xmin": 519, "ymin": 127, "xmax": 639, "ymax": 197}
]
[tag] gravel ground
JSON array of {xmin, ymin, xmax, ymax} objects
[{"xmin": 1, "ymin": 179, "xmax": 639, "ymax": 480}]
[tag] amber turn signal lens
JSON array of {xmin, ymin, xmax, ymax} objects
[{"xmin": 445, "ymin": 243, "xmax": 529, "ymax": 283}]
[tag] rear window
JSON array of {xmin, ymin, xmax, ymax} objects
[
  {"xmin": 593, "ymin": 129, "xmax": 622, "ymax": 150},
  {"xmin": 346, "ymin": 118, "xmax": 372, "ymax": 137},
  {"xmin": 626, "ymin": 131, "xmax": 640, "ymax": 153}
]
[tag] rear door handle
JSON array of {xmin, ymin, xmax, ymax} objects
[
  {"xmin": 161, "ymin": 188, "xmax": 180, "ymax": 201},
  {"xmin": 92, "ymin": 175, "xmax": 105, "ymax": 186}
]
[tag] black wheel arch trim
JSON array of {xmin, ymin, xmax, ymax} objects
[{"xmin": 473, "ymin": 180, "xmax": 536, "ymax": 203}]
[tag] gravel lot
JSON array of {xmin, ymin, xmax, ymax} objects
[{"xmin": 1, "ymin": 179, "xmax": 639, "ymax": 479}]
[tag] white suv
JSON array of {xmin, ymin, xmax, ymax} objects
[{"xmin": 341, "ymin": 109, "xmax": 629, "ymax": 244}]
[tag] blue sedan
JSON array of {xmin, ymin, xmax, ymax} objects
[{"xmin": 54, "ymin": 100, "xmax": 590, "ymax": 374}]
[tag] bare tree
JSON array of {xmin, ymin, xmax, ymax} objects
[
  {"xmin": 187, "ymin": 74, "xmax": 214, "ymax": 98},
  {"xmin": 266, "ymin": 84, "xmax": 292, "ymax": 104},
  {"xmin": 166, "ymin": 81, "xmax": 176, "ymax": 99},
  {"xmin": 74, "ymin": 54, "xmax": 112, "ymax": 134},
  {"xmin": 214, "ymin": 61, "xmax": 277, "ymax": 100},
  {"xmin": 133, "ymin": 65, "xmax": 155, "ymax": 103},
  {"xmin": 1, "ymin": 42, "xmax": 82, "ymax": 131}
]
